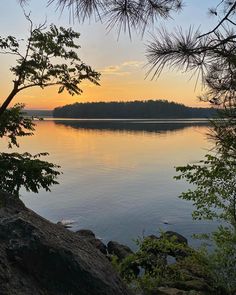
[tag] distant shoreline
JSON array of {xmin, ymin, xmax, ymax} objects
[
  {"xmin": 25, "ymin": 110, "xmax": 53, "ymax": 117},
  {"xmin": 52, "ymin": 100, "xmax": 216, "ymax": 119}
]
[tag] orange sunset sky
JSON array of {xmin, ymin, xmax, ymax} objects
[{"xmin": 0, "ymin": 1, "xmax": 218, "ymax": 110}]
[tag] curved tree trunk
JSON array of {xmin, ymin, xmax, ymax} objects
[{"xmin": 0, "ymin": 88, "xmax": 18, "ymax": 117}]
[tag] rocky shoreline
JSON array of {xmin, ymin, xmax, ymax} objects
[
  {"xmin": 0, "ymin": 190, "xmax": 213, "ymax": 295},
  {"xmin": 0, "ymin": 190, "xmax": 130, "ymax": 295},
  {"xmin": 75, "ymin": 229, "xmax": 213, "ymax": 295}
]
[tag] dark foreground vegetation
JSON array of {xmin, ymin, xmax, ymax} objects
[
  {"xmin": 53, "ymin": 100, "xmax": 216, "ymax": 119},
  {"xmin": 0, "ymin": 190, "xmax": 224, "ymax": 295}
]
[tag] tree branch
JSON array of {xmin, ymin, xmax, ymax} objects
[{"xmin": 198, "ymin": 1, "xmax": 236, "ymax": 38}]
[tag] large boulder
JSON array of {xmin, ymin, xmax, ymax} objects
[{"xmin": 0, "ymin": 190, "xmax": 132, "ymax": 295}]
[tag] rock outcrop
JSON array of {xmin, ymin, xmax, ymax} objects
[
  {"xmin": 76, "ymin": 229, "xmax": 107, "ymax": 255},
  {"xmin": 0, "ymin": 190, "xmax": 132, "ymax": 295}
]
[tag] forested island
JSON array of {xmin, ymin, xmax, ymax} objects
[{"xmin": 53, "ymin": 100, "xmax": 216, "ymax": 119}]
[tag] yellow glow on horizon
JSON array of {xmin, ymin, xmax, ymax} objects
[
  {"xmin": 1, "ymin": 62, "xmax": 209, "ymax": 110},
  {"xmin": 0, "ymin": 1, "xmax": 216, "ymax": 111}
]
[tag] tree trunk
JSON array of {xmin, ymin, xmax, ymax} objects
[{"xmin": 0, "ymin": 88, "xmax": 18, "ymax": 117}]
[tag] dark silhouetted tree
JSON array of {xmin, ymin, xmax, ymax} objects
[
  {"xmin": 0, "ymin": 15, "xmax": 100, "ymax": 196},
  {"xmin": 0, "ymin": 14, "xmax": 100, "ymax": 116}
]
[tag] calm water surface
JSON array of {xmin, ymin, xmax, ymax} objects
[{"xmin": 7, "ymin": 119, "xmax": 216, "ymax": 248}]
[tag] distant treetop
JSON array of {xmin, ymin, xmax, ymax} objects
[{"xmin": 53, "ymin": 100, "xmax": 216, "ymax": 119}]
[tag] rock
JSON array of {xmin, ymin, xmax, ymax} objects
[
  {"xmin": 174, "ymin": 280, "xmax": 212, "ymax": 292},
  {"xmin": 90, "ymin": 238, "xmax": 107, "ymax": 255},
  {"xmin": 76, "ymin": 229, "xmax": 107, "ymax": 254},
  {"xmin": 0, "ymin": 190, "xmax": 132, "ymax": 295},
  {"xmin": 107, "ymin": 240, "xmax": 140, "ymax": 277},
  {"xmin": 147, "ymin": 234, "xmax": 159, "ymax": 241},
  {"xmin": 76, "ymin": 229, "xmax": 96, "ymax": 238},
  {"xmin": 159, "ymin": 231, "xmax": 190, "ymax": 259},
  {"xmin": 164, "ymin": 231, "xmax": 188, "ymax": 245},
  {"xmin": 135, "ymin": 232, "xmax": 190, "ymax": 265},
  {"xmin": 155, "ymin": 287, "xmax": 187, "ymax": 295},
  {"xmin": 85, "ymin": 237, "xmax": 107, "ymax": 255},
  {"xmin": 107, "ymin": 240, "xmax": 133, "ymax": 261}
]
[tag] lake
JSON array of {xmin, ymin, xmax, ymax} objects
[{"xmin": 5, "ymin": 119, "xmax": 216, "ymax": 248}]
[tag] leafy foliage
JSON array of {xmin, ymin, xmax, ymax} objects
[
  {"xmin": 205, "ymin": 227, "xmax": 236, "ymax": 294},
  {"xmin": 209, "ymin": 109, "xmax": 236, "ymax": 157},
  {"xmin": 0, "ymin": 18, "xmax": 100, "ymax": 196},
  {"xmin": 0, "ymin": 103, "xmax": 35, "ymax": 148},
  {"xmin": 11, "ymin": 23, "xmax": 100, "ymax": 93},
  {"xmin": 0, "ymin": 152, "xmax": 60, "ymax": 197},
  {"xmin": 0, "ymin": 104, "xmax": 60, "ymax": 197},
  {"xmin": 113, "ymin": 233, "xmax": 212, "ymax": 294},
  {"xmin": 0, "ymin": 18, "xmax": 100, "ymax": 115},
  {"xmin": 175, "ymin": 154, "xmax": 236, "ymax": 227},
  {"xmin": 191, "ymin": 227, "xmax": 236, "ymax": 295},
  {"xmin": 114, "ymin": 230, "xmax": 236, "ymax": 294}
]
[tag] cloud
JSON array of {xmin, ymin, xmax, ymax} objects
[
  {"xmin": 121, "ymin": 60, "xmax": 144, "ymax": 68},
  {"xmin": 100, "ymin": 60, "xmax": 144, "ymax": 76},
  {"xmin": 101, "ymin": 65, "xmax": 121, "ymax": 74}
]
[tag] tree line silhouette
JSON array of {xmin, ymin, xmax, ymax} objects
[{"xmin": 53, "ymin": 100, "xmax": 216, "ymax": 119}]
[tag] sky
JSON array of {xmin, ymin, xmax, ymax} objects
[{"xmin": 0, "ymin": 0, "xmax": 219, "ymax": 110}]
